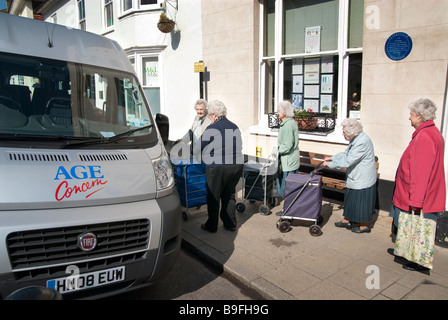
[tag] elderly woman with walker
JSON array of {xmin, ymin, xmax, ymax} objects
[
  {"xmin": 323, "ymin": 118, "xmax": 377, "ymax": 233},
  {"xmin": 276, "ymin": 100, "xmax": 300, "ymax": 198}
]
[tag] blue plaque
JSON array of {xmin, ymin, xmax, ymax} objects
[{"xmin": 385, "ymin": 32, "xmax": 413, "ymax": 61}]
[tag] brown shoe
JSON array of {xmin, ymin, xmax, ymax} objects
[{"xmin": 201, "ymin": 224, "xmax": 216, "ymax": 233}]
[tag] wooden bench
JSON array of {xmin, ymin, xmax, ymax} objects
[{"xmin": 298, "ymin": 151, "xmax": 379, "ymax": 193}]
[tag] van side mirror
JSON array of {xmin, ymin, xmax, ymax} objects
[{"xmin": 155, "ymin": 113, "xmax": 169, "ymax": 145}]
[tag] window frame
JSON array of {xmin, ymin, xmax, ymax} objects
[
  {"xmin": 257, "ymin": 0, "xmax": 363, "ymax": 143},
  {"xmin": 104, "ymin": 0, "xmax": 114, "ymax": 30},
  {"xmin": 77, "ymin": 0, "xmax": 86, "ymax": 31},
  {"xmin": 127, "ymin": 51, "xmax": 164, "ymax": 115},
  {"xmin": 119, "ymin": 0, "xmax": 160, "ymax": 17}
]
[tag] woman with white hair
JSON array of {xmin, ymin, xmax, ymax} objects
[
  {"xmin": 276, "ymin": 100, "xmax": 300, "ymax": 196},
  {"xmin": 177, "ymin": 99, "xmax": 212, "ymax": 153},
  {"xmin": 389, "ymin": 98, "xmax": 445, "ymax": 271},
  {"xmin": 323, "ymin": 118, "xmax": 377, "ymax": 233},
  {"xmin": 195, "ymin": 100, "xmax": 244, "ymax": 233}
]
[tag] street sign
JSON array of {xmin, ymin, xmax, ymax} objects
[{"xmin": 194, "ymin": 61, "xmax": 204, "ymax": 73}]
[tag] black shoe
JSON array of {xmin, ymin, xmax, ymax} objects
[
  {"xmin": 335, "ymin": 221, "xmax": 351, "ymax": 228},
  {"xmin": 351, "ymin": 226, "xmax": 371, "ymax": 233},
  {"xmin": 402, "ymin": 262, "xmax": 429, "ymax": 272},
  {"xmin": 387, "ymin": 248, "xmax": 396, "ymax": 256}
]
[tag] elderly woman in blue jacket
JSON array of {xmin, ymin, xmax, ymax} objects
[{"xmin": 323, "ymin": 118, "xmax": 377, "ymax": 233}]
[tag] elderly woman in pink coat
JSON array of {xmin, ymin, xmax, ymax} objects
[{"xmin": 389, "ymin": 98, "xmax": 446, "ymax": 271}]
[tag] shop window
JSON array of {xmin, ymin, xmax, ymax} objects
[
  {"xmin": 142, "ymin": 56, "xmax": 161, "ymax": 114},
  {"xmin": 283, "ymin": 0, "xmax": 339, "ymax": 54},
  {"xmin": 260, "ymin": 0, "xmax": 364, "ymax": 139},
  {"xmin": 263, "ymin": 0, "xmax": 275, "ymax": 57},
  {"xmin": 282, "ymin": 56, "xmax": 338, "ymax": 134},
  {"xmin": 347, "ymin": 53, "xmax": 362, "ymax": 119}
]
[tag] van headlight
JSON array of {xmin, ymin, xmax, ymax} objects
[{"xmin": 152, "ymin": 149, "xmax": 174, "ymax": 198}]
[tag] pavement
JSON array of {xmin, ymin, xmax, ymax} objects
[{"xmin": 180, "ymin": 180, "xmax": 448, "ymax": 300}]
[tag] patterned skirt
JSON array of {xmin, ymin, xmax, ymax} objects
[{"xmin": 343, "ymin": 184, "xmax": 377, "ymax": 223}]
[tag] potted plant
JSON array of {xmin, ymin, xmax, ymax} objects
[
  {"xmin": 294, "ymin": 109, "xmax": 318, "ymax": 130},
  {"xmin": 157, "ymin": 13, "xmax": 175, "ymax": 33}
]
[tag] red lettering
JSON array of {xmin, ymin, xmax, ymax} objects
[{"xmin": 55, "ymin": 179, "xmax": 108, "ymax": 201}]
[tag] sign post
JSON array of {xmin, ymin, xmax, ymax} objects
[{"xmin": 194, "ymin": 61, "xmax": 205, "ymax": 99}]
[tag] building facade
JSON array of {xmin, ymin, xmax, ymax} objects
[{"xmin": 201, "ymin": 0, "xmax": 448, "ymax": 210}]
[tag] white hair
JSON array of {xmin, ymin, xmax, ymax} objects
[
  {"xmin": 207, "ymin": 100, "xmax": 227, "ymax": 117},
  {"xmin": 277, "ymin": 100, "xmax": 294, "ymax": 118},
  {"xmin": 341, "ymin": 118, "xmax": 363, "ymax": 137},
  {"xmin": 408, "ymin": 98, "xmax": 437, "ymax": 122}
]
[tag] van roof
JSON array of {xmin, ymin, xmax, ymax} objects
[{"xmin": 0, "ymin": 13, "xmax": 135, "ymax": 74}]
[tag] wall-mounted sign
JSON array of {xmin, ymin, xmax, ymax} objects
[
  {"xmin": 385, "ymin": 32, "xmax": 413, "ymax": 61},
  {"xmin": 194, "ymin": 61, "xmax": 204, "ymax": 73}
]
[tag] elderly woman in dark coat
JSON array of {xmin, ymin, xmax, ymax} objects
[{"xmin": 194, "ymin": 100, "xmax": 244, "ymax": 233}]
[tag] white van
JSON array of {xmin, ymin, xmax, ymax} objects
[{"xmin": 0, "ymin": 13, "xmax": 182, "ymax": 299}]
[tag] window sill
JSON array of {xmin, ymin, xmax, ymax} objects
[{"xmin": 249, "ymin": 124, "xmax": 348, "ymax": 144}]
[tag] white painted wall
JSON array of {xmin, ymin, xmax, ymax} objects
[{"xmin": 43, "ymin": 0, "xmax": 203, "ymax": 141}]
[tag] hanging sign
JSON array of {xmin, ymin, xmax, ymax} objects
[{"xmin": 385, "ymin": 32, "xmax": 413, "ymax": 61}]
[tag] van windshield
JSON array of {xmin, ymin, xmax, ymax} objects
[{"xmin": 0, "ymin": 52, "xmax": 157, "ymax": 149}]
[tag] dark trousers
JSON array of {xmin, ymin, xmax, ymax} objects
[{"xmin": 205, "ymin": 164, "xmax": 243, "ymax": 232}]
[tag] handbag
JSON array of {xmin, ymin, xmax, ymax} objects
[{"xmin": 394, "ymin": 211, "xmax": 436, "ymax": 269}]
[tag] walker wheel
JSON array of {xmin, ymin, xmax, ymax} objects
[
  {"xmin": 309, "ymin": 225, "xmax": 322, "ymax": 237},
  {"xmin": 182, "ymin": 211, "xmax": 188, "ymax": 221},
  {"xmin": 259, "ymin": 204, "xmax": 270, "ymax": 215},
  {"xmin": 236, "ymin": 202, "xmax": 246, "ymax": 213},
  {"xmin": 317, "ymin": 215, "xmax": 324, "ymax": 225},
  {"xmin": 277, "ymin": 220, "xmax": 291, "ymax": 233}
]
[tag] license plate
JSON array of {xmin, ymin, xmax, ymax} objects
[{"xmin": 46, "ymin": 266, "xmax": 125, "ymax": 294}]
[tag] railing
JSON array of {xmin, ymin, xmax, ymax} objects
[{"xmin": 268, "ymin": 113, "xmax": 336, "ymax": 135}]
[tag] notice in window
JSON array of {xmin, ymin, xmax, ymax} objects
[
  {"xmin": 305, "ymin": 26, "xmax": 321, "ymax": 54},
  {"xmin": 320, "ymin": 95, "xmax": 332, "ymax": 113},
  {"xmin": 321, "ymin": 75, "xmax": 333, "ymax": 94},
  {"xmin": 304, "ymin": 59, "xmax": 320, "ymax": 84},
  {"xmin": 304, "ymin": 99, "xmax": 319, "ymax": 113},
  {"xmin": 292, "ymin": 75, "xmax": 303, "ymax": 93}
]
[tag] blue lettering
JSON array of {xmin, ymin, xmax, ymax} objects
[
  {"xmin": 89, "ymin": 166, "xmax": 104, "ymax": 179},
  {"xmin": 54, "ymin": 165, "xmax": 104, "ymax": 180},
  {"xmin": 54, "ymin": 166, "xmax": 72, "ymax": 180},
  {"xmin": 71, "ymin": 165, "xmax": 88, "ymax": 179}
]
